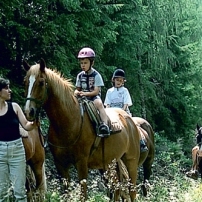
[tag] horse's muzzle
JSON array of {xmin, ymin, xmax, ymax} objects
[{"xmin": 24, "ymin": 107, "xmax": 37, "ymax": 121}]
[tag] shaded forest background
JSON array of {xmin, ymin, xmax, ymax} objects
[{"xmin": 1, "ymin": 0, "xmax": 202, "ymax": 143}]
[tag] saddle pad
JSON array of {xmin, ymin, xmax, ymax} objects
[{"xmin": 106, "ymin": 109, "xmax": 123, "ymax": 134}]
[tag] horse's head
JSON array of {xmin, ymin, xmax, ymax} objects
[{"xmin": 23, "ymin": 58, "xmax": 48, "ymax": 121}]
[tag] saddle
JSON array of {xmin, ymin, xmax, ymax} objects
[{"xmin": 79, "ymin": 97, "xmax": 122, "ymax": 135}]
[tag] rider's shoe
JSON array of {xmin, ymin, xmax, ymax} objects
[
  {"xmin": 97, "ymin": 123, "xmax": 110, "ymax": 137},
  {"xmin": 140, "ymin": 139, "xmax": 148, "ymax": 152}
]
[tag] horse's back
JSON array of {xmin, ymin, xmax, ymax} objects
[
  {"xmin": 105, "ymin": 108, "xmax": 135, "ymax": 130},
  {"xmin": 105, "ymin": 108, "xmax": 140, "ymax": 143}
]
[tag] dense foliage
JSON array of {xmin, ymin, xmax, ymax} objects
[
  {"xmin": 1, "ymin": 0, "xmax": 202, "ymax": 140},
  {"xmin": 39, "ymin": 132, "xmax": 201, "ymax": 201}
]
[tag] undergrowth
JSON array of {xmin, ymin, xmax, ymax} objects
[{"xmin": 30, "ymin": 131, "xmax": 202, "ymax": 201}]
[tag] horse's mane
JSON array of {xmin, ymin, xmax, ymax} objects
[{"xmin": 28, "ymin": 64, "xmax": 76, "ymax": 106}]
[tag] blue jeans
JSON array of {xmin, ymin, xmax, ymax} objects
[{"xmin": 0, "ymin": 138, "xmax": 27, "ymax": 202}]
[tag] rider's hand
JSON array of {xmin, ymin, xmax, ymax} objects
[
  {"xmin": 79, "ymin": 91, "xmax": 86, "ymax": 97},
  {"xmin": 74, "ymin": 90, "xmax": 81, "ymax": 96}
]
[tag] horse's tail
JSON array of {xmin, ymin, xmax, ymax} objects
[
  {"xmin": 116, "ymin": 159, "xmax": 132, "ymax": 201},
  {"xmin": 117, "ymin": 159, "xmax": 129, "ymax": 181}
]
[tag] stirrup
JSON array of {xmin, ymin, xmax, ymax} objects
[
  {"xmin": 141, "ymin": 145, "xmax": 148, "ymax": 152},
  {"xmin": 97, "ymin": 123, "xmax": 110, "ymax": 137}
]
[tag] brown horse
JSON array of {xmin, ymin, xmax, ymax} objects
[
  {"xmin": 21, "ymin": 125, "xmax": 47, "ymax": 201},
  {"xmin": 23, "ymin": 58, "xmax": 154, "ymax": 201},
  {"xmin": 108, "ymin": 117, "xmax": 155, "ymax": 200}
]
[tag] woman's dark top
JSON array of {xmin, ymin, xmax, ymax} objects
[{"xmin": 0, "ymin": 102, "xmax": 21, "ymax": 141}]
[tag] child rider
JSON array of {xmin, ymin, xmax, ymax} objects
[
  {"xmin": 104, "ymin": 69, "xmax": 148, "ymax": 152},
  {"xmin": 74, "ymin": 47, "xmax": 110, "ymax": 137}
]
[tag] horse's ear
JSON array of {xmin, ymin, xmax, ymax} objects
[
  {"xmin": 197, "ymin": 123, "xmax": 200, "ymax": 130},
  {"xmin": 23, "ymin": 60, "xmax": 30, "ymax": 71},
  {"xmin": 40, "ymin": 58, "xmax": 46, "ymax": 72}
]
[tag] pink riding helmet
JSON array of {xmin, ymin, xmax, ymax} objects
[{"xmin": 77, "ymin": 47, "xmax": 95, "ymax": 59}]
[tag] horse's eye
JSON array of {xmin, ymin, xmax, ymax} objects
[
  {"xmin": 39, "ymin": 81, "xmax": 44, "ymax": 86},
  {"xmin": 39, "ymin": 78, "xmax": 45, "ymax": 86}
]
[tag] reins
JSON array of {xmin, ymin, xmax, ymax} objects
[{"xmin": 38, "ymin": 125, "xmax": 47, "ymax": 148}]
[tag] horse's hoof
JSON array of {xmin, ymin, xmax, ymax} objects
[
  {"xmin": 98, "ymin": 181, "xmax": 106, "ymax": 191},
  {"xmin": 186, "ymin": 170, "xmax": 199, "ymax": 180},
  {"xmin": 141, "ymin": 184, "xmax": 147, "ymax": 196}
]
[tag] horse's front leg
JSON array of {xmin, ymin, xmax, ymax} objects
[
  {"xmin": 76, "ymin": 160, "xmax": 88, "ymax": 201},
  {"xmin": 31, "ymin": 162, "xmax": 47, "ymax": 201},
  {"xmin": 54, "ymin": 162, "xmax": 71, "ymax": 192}
]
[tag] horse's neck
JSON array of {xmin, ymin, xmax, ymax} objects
[{"xmin": 44, "ymin": 90, "xmax": 81, "ymax": 135}]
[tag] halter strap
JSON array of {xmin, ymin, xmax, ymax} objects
[{"xmin": 25, "ymin": 81, "xmax": 48, "ymax": 120}]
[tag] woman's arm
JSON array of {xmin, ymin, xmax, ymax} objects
[{"xmin": 12, "ymin": 102, "xmax": 36, "ymax": 131}]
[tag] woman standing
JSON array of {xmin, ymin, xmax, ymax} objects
[{"xmin": 0, "ymin": 77, "xmax": 36, "ymax": 202}]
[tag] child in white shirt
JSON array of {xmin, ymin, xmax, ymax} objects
[
  {"xmin": 104, "ymin": 69, "xmax": 132, "ymax": 116},
  {"xmin": 104, "ymin": 69, "xmax": 148, "ymax": 152}
]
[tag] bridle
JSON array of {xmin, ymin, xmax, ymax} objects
[{"xmin": 25, "ymin": 80, "xmax": 48, "ymax": 121}]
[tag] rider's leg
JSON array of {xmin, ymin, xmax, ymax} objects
[
  {"xmin": 94, "ymin": 99, "xmax": 108, "ymax": 124},
  {"xmin": 94, "ymin": 99, "xmax": 110, "ymax": 136}
]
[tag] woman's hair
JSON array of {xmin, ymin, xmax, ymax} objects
[{"xmin": 0, "ymin": 78, "xmax": 10, "ymax": 91}]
